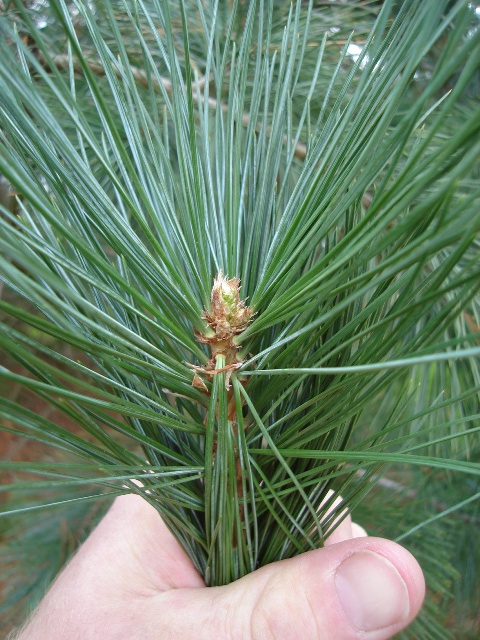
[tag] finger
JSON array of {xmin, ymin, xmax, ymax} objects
[
  {"xmin": 351, "ymin": 522, "xmax": 368, "ymax": 538},
  {"xmin": 320, "ymin": 490, "xmax": 353, "ymax": 546},
  {"xmin": 18, "ymin": 494, "xmax": 207, "ymax": 640},
  {"xmin": 73, "ymin": 494, "xmax": 205, "ymax": 591},
  {"xmin": 324, "ymin": 514, "xmax": 353, "ymax": 546},
  {"xmin": 153, "ymin": 537, "xmax": 425, "ymax": 640}
]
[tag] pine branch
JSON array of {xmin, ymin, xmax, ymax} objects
[{"xmin": 0, "ymin": 3, "xmax": 479, "ymax": 630}]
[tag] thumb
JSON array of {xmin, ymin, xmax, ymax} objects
[{"xmin": 158, "ymin": 537, "xmax": 425, "ymax": 640}]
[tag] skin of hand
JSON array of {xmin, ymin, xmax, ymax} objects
[{"xmin": 15, "ymin": 494, "xmax": 425, "ymax": 640}]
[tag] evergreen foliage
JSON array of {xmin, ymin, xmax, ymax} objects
[{"xmin": 0, "ymin": 0, "xmax": 479, "ymax": 635}]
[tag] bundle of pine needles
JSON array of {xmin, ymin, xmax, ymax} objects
[{"xmin": 0, "ymin": 1, "xmax": 479, "ymax": 634}]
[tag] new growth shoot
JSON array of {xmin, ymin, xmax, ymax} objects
[{"xmin": 190, "ymin": 272, "xmax": 254, "ymax": 389}]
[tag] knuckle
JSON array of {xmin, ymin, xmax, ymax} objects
[{"xmin": 249, "ymin": 574, "xmax": 318, "ymax": 640}]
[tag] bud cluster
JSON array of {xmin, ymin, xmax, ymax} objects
[{"xmin": 190, "ymin": 271, "xmax": 254, "ymax": 389}]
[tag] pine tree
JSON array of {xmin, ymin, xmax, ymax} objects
[{"xmin": 0, "ymin": 1, "xmax": 479, "ymax": 636}]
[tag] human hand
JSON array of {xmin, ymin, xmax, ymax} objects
[{"xmin": 15, "ymin": 494, "xmax": 425, "ymax": 640}]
